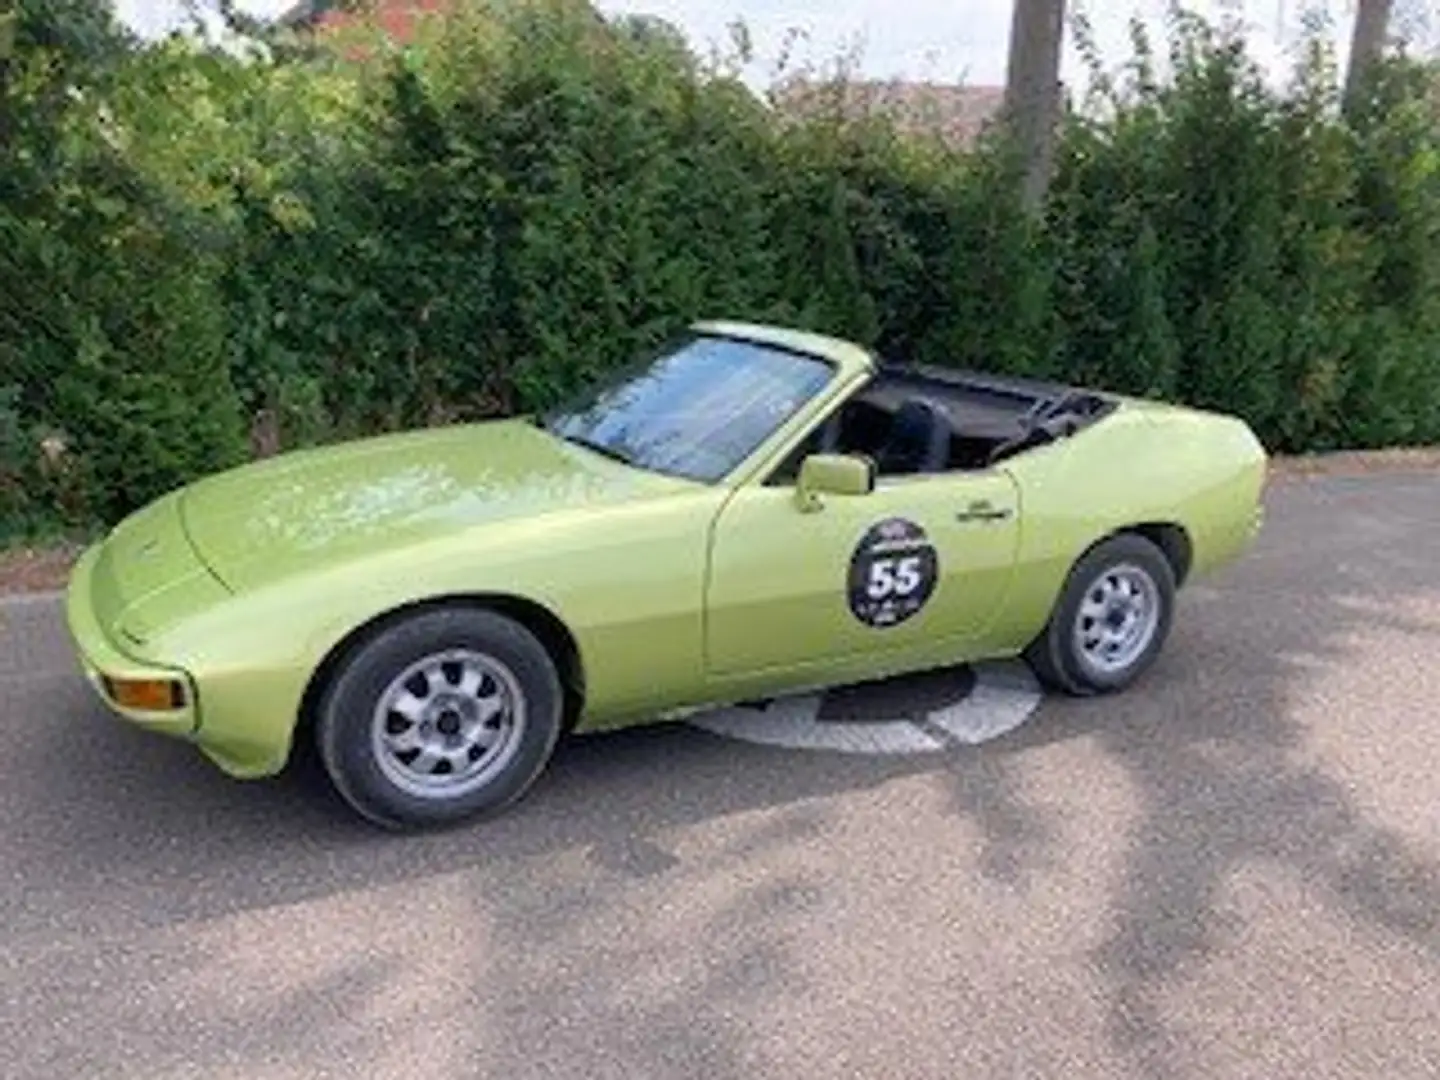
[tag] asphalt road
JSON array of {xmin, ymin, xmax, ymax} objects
[{"xmin": 3, "ymin": 470, "xmax": 1440, "ymax": 1080}]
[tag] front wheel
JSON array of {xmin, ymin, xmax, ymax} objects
[
  {"xmin": 315, "ymin": 607, "xmax": 565, "ymax": 830},
  {"xmin": 1024, "ymin": 533, "xmax": 1177, "ymax": 696}
]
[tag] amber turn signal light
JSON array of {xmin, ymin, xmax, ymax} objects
[{"xmin": 103, "ymin": 677, "xmax": 186, "ymax": 711}]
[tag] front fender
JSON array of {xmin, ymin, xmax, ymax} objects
[{"xmin": 150, "ymin": 489, "xmax": 725, "ymax": 771}]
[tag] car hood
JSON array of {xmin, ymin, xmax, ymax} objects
[{"xmin": 177, "ymin": 418, "xmax": 694, "ymax": 593}]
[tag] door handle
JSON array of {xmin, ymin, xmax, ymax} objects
[{"xmin": 957, "ymin": 499, "xmax": 1013, "ymax": 523}]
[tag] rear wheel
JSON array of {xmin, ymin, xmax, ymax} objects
[
  {"xmin": 316, "ymin": 606, "xmax": 564, "ymax": 830},
  {"xmin": 1024, "ymin": 533, "xmax": 1176, "ymax": 696}
]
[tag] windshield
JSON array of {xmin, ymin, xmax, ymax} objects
[{"xmin": 541, "ymin": 333, "xmax": 836, "ymax": 482}]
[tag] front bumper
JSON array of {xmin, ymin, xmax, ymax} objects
[{"xmin": 64, "ymin": 542, "xmax": 199, "ymax": 741}]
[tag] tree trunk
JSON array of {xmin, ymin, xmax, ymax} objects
[
  {"xmin": 1343, "ymin": 0, "xmax": 1395, "ymax": 117},
  {"xmin": 1002, "ymin": 0, "xmax": 1066, "ymax": 213}
]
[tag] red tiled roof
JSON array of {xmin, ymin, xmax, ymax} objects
[{"xmin": 307, "ymin": 0, "xmax": 450, "ymax": 42}]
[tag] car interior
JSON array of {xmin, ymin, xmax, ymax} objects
[{"xmin": 768, "ymin": 363, "xmax": 1116, "ymax": 484}]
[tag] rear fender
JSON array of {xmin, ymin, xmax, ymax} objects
[{"xmin": 987, "ymin": 405, "xmax": 1265, "ymax": 646}]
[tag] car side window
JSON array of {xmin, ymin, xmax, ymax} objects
[
  {"xmin": 768, "ymin": 394, "xmax": 959, "ymax": 486},
  {"xmin": 766, "ymin": 420, "xmax": 832, "ymax": 485}
]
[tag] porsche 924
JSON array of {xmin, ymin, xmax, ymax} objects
[{"xmin": 65, "ymin": 321, "xmax": 1267, "ymax": 828}]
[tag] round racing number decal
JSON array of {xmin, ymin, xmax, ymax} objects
[{"xmin": 847, "ymin": 517, "xmax": 939, "ymax": 628}]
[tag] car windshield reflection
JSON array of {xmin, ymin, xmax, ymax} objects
[{"xmin": 541, "ymin": 332, "xmax": 836, "ymax": 483}]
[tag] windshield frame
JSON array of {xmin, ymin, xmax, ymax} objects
[{"xmin": 538, "ymin": 330, "xmax": 843, "ymax": 486}]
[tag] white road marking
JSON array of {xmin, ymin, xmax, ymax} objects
[
  {"xmin": 686, "ymin": 660, "xmax": 1043, "ymax": 755},
  {"xmin": 927, "ymin": 661, "xmax": 1044, "ymax": 745}
]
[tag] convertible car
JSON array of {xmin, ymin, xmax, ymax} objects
[{"xmin": 65, "ymin": 321, "xmax": 1267, "ymax": 829}]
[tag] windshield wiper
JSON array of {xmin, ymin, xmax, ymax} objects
[{"xmin": 556, "ymin": 431, "xmax": 635, "ymax": 466}]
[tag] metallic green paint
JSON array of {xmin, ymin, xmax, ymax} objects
[
  {"xmin": 795, "ymin": 453, "xmax": 876, "ymax": 509},
  {"xmin": 66, "ymin": 541, "xmax": 199, "ymax": 740},
  {"xmin": 178, "ymin": 419, "xmax": 701, "ymax": 594},
  {"xmin": 64, "ymin": 321, "xmax": 1268, "ymax": 781}
]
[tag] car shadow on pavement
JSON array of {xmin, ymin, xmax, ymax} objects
[
  {"xmin": 6, "ymin": 676, "xmax": 963, "ymax": 1077},
  {"xmin": 8, "ymin": 669, "xmax": 950, "ymax": 924}
]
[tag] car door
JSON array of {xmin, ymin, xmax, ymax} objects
[{"xmin": 702, "ymin": 468, "xmax": 1023, "ymax": 681}]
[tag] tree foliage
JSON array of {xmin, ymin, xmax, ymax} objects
[{"xmin": 4, "ymin": 0, "xmax": 1440, "ymax": 540}]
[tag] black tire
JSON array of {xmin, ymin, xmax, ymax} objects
[
  {"xmin": 1023, "ymin": 533, "xmax": 1177, "ymax": 697},
  {"xmin": 315, "ymin": 606, "xmax": 565, "ymax": 830}
]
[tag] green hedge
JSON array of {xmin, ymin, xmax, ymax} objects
[{"xmin": 4, "ymin": 0, "xmax": 1440, "ymax": 541}]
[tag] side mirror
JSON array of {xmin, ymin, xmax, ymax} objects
[{"xmin": 794, "ymin": 453, "xmax": 875, "ymax": 512}]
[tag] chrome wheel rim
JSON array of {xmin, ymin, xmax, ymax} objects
[
  {"xmin": 1072, "ymin": 562, "xmax": 1161, "ymax": 678},
  {"xmin": 371, "ymin": 649, "xmax": 526, "ymax": 800}
]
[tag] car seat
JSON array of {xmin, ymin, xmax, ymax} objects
[{"xmin": 873, "ymin": 399, "xmax": 952, "ymax": 474}]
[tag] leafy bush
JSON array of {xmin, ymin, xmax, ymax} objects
[
  {"xmin": 4, "ymin": 0, "xmax": 1440, "ymax": 539},
  {"xmin": 0, "ymin": 0, "xmax": 246, "ymax": 536}
]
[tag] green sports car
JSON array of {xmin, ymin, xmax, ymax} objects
[{"xmin": 65, "ymin": 320, "xmax": 1267, "ymax": 829}]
